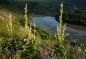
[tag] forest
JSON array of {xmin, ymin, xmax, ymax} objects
[
  {"xmin": 55, "ymin": 8, "xmax": 86, "ymax": 26},
  {"xmin": 0, "ymin": 0, "xmax": 78, "ymax": 15}
]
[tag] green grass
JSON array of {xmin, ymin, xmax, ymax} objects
[{"xmin": 0, "ymin": 19, "xmax": 8, "ymax": 37}]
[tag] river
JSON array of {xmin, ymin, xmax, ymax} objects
[{"xmin": 31, "ymin": 16, "xmax": 86, "ymax": 42}]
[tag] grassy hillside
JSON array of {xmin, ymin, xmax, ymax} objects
[
  {"xmin": 0, "ymin": 4, "xmax": 26, "ymax": 38},
  {"xmin": 0, "ymin": 3, "xmax": 55, "ymax": 40}
]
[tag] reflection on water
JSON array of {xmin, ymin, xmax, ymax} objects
[{"xmin": 31, "ymin": 16, "xmax": 86, "ymax": 40}]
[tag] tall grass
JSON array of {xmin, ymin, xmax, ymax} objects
[{"xmin": 0, "ymin": 2, "xmax": 86, "ymax": 59}]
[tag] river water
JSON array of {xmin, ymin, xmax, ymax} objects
[{"xmin": 31, "ymin": 16, "xmax": 86, "ymax": 41}]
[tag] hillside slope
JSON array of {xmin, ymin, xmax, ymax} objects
[
  {"xmin": 61, "ymin": 0, "xmax": 86, "ymax": 8},
  {"xmin": 0, "ymin": 4, "xmax": 25, "ymax": 38}
]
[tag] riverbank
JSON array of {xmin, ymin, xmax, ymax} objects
[{"xmin": 31, "ymin": 16, "xmax": 86, "ymax": 44}]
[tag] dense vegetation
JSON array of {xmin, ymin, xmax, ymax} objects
[{"xmin": 55, "ymin": 9, "xmax": 86, "ymax": 26}]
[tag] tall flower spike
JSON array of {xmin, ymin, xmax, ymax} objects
[
  {"xmin": 24, "ymin": 4, "xmax": 27, "ymax": 14},
  {"xmin": 24, "ymin": 4, "xmax": 29, "ymax": 37},
  {"xmin": 24, "ymin": 4, "xmax": 33, "ymax": 39},
  {"xmin": 7, "ymin": 13, "xmax": 14, "ymax": 36},
  {"xmin": 24, "ymin": 4, "xmax": 28, "ymax": 21}
]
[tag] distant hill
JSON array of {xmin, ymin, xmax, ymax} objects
[
  {"xmin": 7, "ymin": 1, "xmax": 76, "ymax": 15},
  {"xmin": 8, "ymin": 0, "xmax": 86, "ymax": 9},
  {"xmin": 61, "ymin": 0, "xmax": 86, "ymax": 8},
  {"xmin": 55, "ymin": 8, "xmax": 86, "ymax": 26}
]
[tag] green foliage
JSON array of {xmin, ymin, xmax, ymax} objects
[
  {"xmin": 0, "ymin": 37, "xmax": 41, "ymax": 59},
  {"xmin": 52, "ymin": 40, "xmax": 86, "ymax": 59},
  {"xmin": 19, "ymin": 18, "xmax": 25, "ymax": 27}
]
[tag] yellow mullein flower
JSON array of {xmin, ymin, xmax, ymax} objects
[
  {"xmin": 60, "ymin": 2, "xmax": 64, "ymax": 7},
  {"xmin": 7, "ymin": 13, "xmax": 14, "ymax": 36},
  {"xmin": 24, "ymin": 4, "xmax": 29, "ymax": 37},
  {"xmin": 24, "ymin": 4, "xmax": 27, "ymax": 14}
]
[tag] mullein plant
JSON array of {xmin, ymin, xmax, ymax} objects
[
  {"xmin": 24, "ymin": 4, "xmax": 31, "ymax": 39},
  {"xmin": 53, "ymin": 2, "xmax": 69, "ymax": 59},
  {"xmin": 25, "ymin": 4, "xmax": 39, "ymax": 46},
  {"xmin": 17, "ymin": 4, "xmax": 41, "ymax": 59},
  {"xmin": 0, "ymin": 13, "xmax": 16, "ymax": 59},
  {"xmin": 24, "ymin": 4, "xmax": 38, "ymax": 43},
  {"xmin": 55, "ymin": 2, "xmax": 69, "ymax": 43},
  {"xmin": 24, "ymin": 4, "xmax": 36, "ymax": 40},
  {"xmin": 7, "ymin": 13, "xmax": 19, "ymax": 59},
  {"xmin": 40, "ymin": 2, "xmax": 68, "ymax": 59}
]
